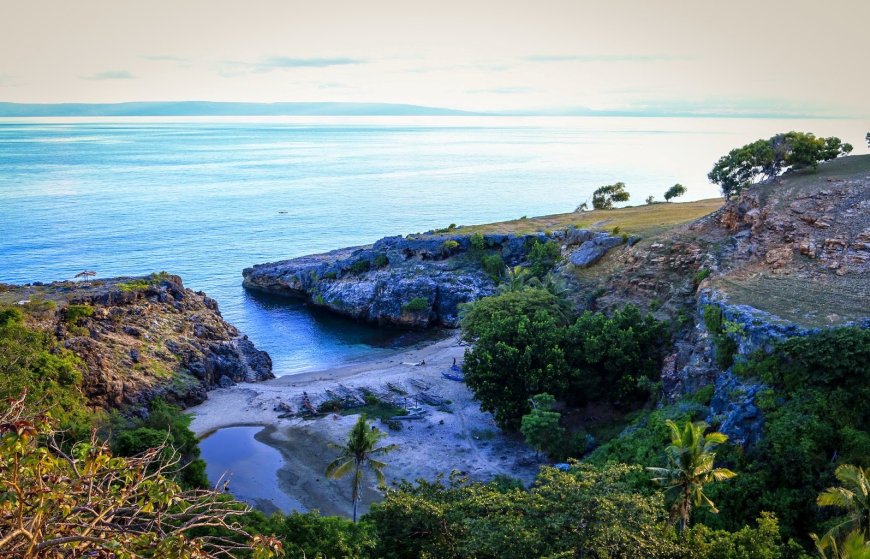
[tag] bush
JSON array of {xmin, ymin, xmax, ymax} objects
[
  {"xmin": 664, "ymin": 183, "xmax": 687, "ymax": 202},
  {"xmin": 373, "ymin": 253, "xmax": 389, "ymax": 268},
  {"xmin": 480, "ymin": 253, "xmax": 504, "ymax": 279},
  {"xmin": 440, "ymin": 239, "xmax": 460, "ymax": 255},
  {"xmin": 469, "ymin": 232, "xmax": 486, "ymax": 252},
  {"xmin": 401, "ymin": 297, "xmax": 429, "ymax": 313},
  {"xmin": 703, "ymin": 305, "xmax": 739, "ymax": 369},
  {"xmin": 349, "ymin": 259, "xmax": 372, "ymax": 275},
  {"xmin": 64, "ymin": 303, "xmax": 94, "ymax": 324},
  {"xmin": 527, "ymin": 240, "xmax": 561, "ymax": 278}
]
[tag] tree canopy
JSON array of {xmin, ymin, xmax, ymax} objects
[
  {"xmin": 591, "ymin": 181, "xmax": 631, "ymax": 209},
  {"xmin": 664, "ymin": 183, "xmax": 687, "ymax": 202},
  {"xmin": 707, "ymin": 132, "xmax": 852, "ymax": 198}
]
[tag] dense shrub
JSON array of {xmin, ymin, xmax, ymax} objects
[
  {"xmin": 480, "ymin": 252, "xmax": 504, "ymax": 279},
  {"xmin": 373, "ymin": 253, "xmax": 390, "ymax": 268},
  {"xmin": 349, "ymin": 259, "xmax": 372, "ymax": 275},
  {"xmin": 462, "ymin": 290, "xmax": 666, "ymax": 429},
  {"xmin": 527, "ymin": 239, "xmax": 561, "ymax": 278},
  {"xmin": 703, "ymin": 305, "xmax": 739, "ymax": 369}
]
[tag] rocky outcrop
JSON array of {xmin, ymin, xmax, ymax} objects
[
  {"xmin": 6, "ymin": 274, "xmax": 272, "ymax": 411},
  {"xmin": 244, "ymin": 229, "xmax": 627, "ymax": 328}
]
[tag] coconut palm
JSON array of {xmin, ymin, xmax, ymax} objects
[
  {"xmin": 647, "ymin": 419, "xmax": 736, "ymax": 532},
  {"xmin": 817, "ymin": 464, "xmax": 870, "ymax": 542},
  {"xmin": 812, "ymin": 530, "xmax": 870, "ymax": 559},
  {"xmin": 325, "ymin": 414, "xmax": 397, "ymax": 522},
  {"xmin": 497, "ymin": 266, "xmax": 534, "ymax": 294}
]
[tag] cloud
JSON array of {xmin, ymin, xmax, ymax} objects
[
  {"xmin": 142, "ymin": 55, "xmax": 189, "ymax": 62},
  {"xmin": 216, "ymin": 56, "xmax": 365, "ymax": 77},
  {"xmin": 468, "ymin": 87, "xmax": 533, "ymax": 95},
  {"xmin": 524, "ymin": 54, "xmax": 683, "ymax": 63},
  {"xmin": 257, "ymin": 56, "xmax": 364, "ymax": 69},
  {"xmin": 83, "ymin": 70, "xmax": 136, "ymax": 80}
]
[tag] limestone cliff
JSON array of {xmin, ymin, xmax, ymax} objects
[{"xmin": 1, "ymin": 274, "xmax": 273, "ymax": 411}]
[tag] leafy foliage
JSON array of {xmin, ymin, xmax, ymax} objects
[
  {"xmin": 665, "ymin": 183, "xmax": 687, "ymax": 202},
  {"xmin": 647, "ymin": 420, "xmax": 736, "ymax": 532},
  {"xmin": 326, "ymin": 414, "xmax": 397, "ymax": 522},
  {"xmin": 527, "ymin": 239, "xmax": 561, "ymax": 278},
  {"xmin": 368, "ymin": 463, "xmax": 687, "ymax": 559},
  {"xmin": 479, "ymin": 252, "xmax": 504, "ymax": 279},
  {"xmin": 111, "ymin": 399, "xmax": 209, "ymax": 489},
  {"xmin": 520, "ymin": 393, "xmax": 566, "ymax": 459},
  {"xmin": 462, "ymin": 290, "xmax": 666, "ymax": 429},
  {"xmin": 0, "ymin": 306, "xmax": 90, "ymax": 433},
  {"xmin": 349, "ymin": 259, "xmax": 372, "ymax": 275},
  {"xmin": 707, "ymin": 132, "xmax": 853, "ymax": 198},
  {"xmin": 0, "ymin": 396, "xmax": 282, "ymax": 558},
  {"xmin": 591, "ymin": 181, "xmax": 631, "ymax": 210}
]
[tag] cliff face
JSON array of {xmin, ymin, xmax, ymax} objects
[
  {"xmin": 243, "ymin": 231, "xmax": 629, "ymax": 328},
  {"xmin": 2, "ymin": 274, "xmax": 273, "ymax": 411}
]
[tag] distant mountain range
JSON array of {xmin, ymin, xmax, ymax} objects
[{"xmin": 0, "ymin": 101, "xmax": 482, "ymax": 117}]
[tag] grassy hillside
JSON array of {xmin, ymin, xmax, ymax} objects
[{"xmin": 439, "ymin": 198, "xmax": 723, "ymax": 238}]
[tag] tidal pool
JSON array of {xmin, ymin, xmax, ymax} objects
[{"xmin": 199, "ymin": 425, "xmax": 303, "ymax": 514}]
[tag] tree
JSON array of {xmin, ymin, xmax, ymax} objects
[
  {"xmin": 591, "ymin": 182, "xmax": 630, "ymax": 210},
  {"xmin": 866, "ymin": 132, "xmax": 869, "ymax": 148},
  {"xmin": 520, "ymin": 393, "xmax": 565, "ymax": 459},
  {"xmin": 0, "ymin": 394, "xmax": 282, "ymax": 558},
  {"xmin": 708, "ymin": 132, "xmax": 852, "ymax": 198},
  {"xmin": 813, "ymin": 531, "xmax": 870, "ymax": 559},
  {"xmin": 647, "ymin": 419, "xmax": 736, "ymax": 532},
  {"xmin": 664, "ymin": 183, "xmax": 687, "ymax": 202},
  {"xmin": 816, "ymin": 464, "xmax": 870, "ymax": 542},
  {"xmin": 462, "ymin": 296, "xmax": 570, "ymax": 429},
  {"xmin": 646, "ymin": 195, "xmax": 655, "ymax": 205},
  {"xmin": 326, "ymin": 414, "xmax": 397, "ymax": 522}
]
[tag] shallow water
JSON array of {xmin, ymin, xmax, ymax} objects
[
  {"xmin": 1, "ymin": 116, "xmax": 865, "ymax": 373},
  {"xmin": 199, "ymin": 425, "xmax": 303, "ymax": 514}
]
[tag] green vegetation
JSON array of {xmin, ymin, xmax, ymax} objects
[
  {"xmin": 647, "ymin": 420, "xmax": 736, "ymax": 532},
  {"xmin": 373, "ymin": 253, "xmax": 390, "ymax": 268},
  {"xmin": 0, "ymin": 396, "xmax": 282, "ymax": 558},
  {"xmin": 326, "ymin": 414, "xmax": 398, "ymax": 522},
  {"xmin": 479, "ymin": 252, "xmax": 504, "ymax": 279},
  {"xmin": 469, "ymin": 232, "xmax": 486, "ymax": 252},
  {"xmin": 401, "ymin": 297, "xmax": 429, "ymax": 313},
  {"xmin": 708, "ymin": 132, "xmax": 852, "ymax": 198},
  {"xmin": 111, "ymin": 398, "xmax": 209, "ymax": 489},
  {"xmin": 526, "ymin": 239, "xmax": 561, "ymax": 278},
  {"xmin": 520, "ymin": 393, "xmax": 565, "ymax": 459},
  {"xmin": 703, "ymin": 305, "xmax": 740, "ymax": 369},
  {"xmin": 349, "ymin": 258, "xmax": 372, "ymax": 275},
  {"xmin": 0, "ymin": 305, "xmax": 91, "ymax": 433},
  {"xmin": 441, "ymin": 239, "xmax": 460, "ymax": 255},
  {"xmin": 592, "ymin": 181, "xmax": 631, "ymax": 209},
  {"xmin": 665, "ymin": 183, "xmax": 687, "ymax": 202},
  {"xmin": 64, "ymin": 303, "xmax": 94, "ymax": 324},
  {"xmin": 462, "ymin": 289, "xmax": 665, "ymax": 429}
]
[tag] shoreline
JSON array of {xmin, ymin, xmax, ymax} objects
[{"xmin": 187, "ymin": 334, "xmax": 542, "ymax": 517}]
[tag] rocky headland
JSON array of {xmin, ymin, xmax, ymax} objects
[
  {"xmin": 243, "ymin": 155, "xmax": 870, "ymax": 448},
  {"xmin": 0, "ymin": 273, "xmax": 273, "ymax": 411}
]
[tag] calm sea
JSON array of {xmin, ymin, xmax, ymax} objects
[{"xmin": 1, "ymin": 116, "xmax": 866, "ymax": 374}]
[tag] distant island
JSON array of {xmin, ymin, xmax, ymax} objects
[{"xmin": 0, "ymin": 101, "xmax": 481, "ymax": 117}]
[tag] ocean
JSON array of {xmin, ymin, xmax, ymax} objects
[{"xmin": 1, "ymin": 116, "xmax": 866, "ymax": 374}]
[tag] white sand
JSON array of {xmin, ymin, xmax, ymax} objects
[{"xmin": 187, "ymin": 334, "xmax": 542, "ymax": 517}]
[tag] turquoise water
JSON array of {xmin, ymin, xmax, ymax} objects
[{"xmin": 1, "ymin": 116, "xmax": 866, "ymax": 373}]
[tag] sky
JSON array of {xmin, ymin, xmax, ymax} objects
[{"xmin": 1, "ymin": 0, "xmax": 868, "ymax": 117}]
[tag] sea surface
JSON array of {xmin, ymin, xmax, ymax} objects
[{"xmin": 1, "ymin": 116, "xmax": 866, "ymax": 374}]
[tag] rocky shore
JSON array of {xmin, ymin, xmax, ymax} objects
[
  {"xmin": 0, "ymin": 273, "xmax": 273, "ymax": 411},
  {"xmin": 243, "ymin": 229, "xmax": 630, "ymax": 328}
]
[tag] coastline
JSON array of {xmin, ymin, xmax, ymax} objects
[{"xmin": 187, "ymin": 334, "xmax": 542, "ymax": 517}]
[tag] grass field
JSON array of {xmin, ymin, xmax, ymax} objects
[{"xmin": 438, "ymin": 198, "xmax": 723, "ymax": 238}]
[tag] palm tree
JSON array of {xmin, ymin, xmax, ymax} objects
[
  {"xmin": 647, "ymin": 419, "xmax": 736, "ymax": 532},
  {"xmin": 497, "ymin": 266, "xmax": 534, "ymax": 294},
  {"xmin": 812, "ymin": 530, "xmax": 870, "ymax": 559},
  {"xmin": 325, "ymin": 414, "xmax": 397, "ymax": 522},
  {"xmin": 817, "ymin": 464, "xmax": 870, "ymax": 542}
]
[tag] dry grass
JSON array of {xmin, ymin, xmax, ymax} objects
[{"xmin": 442, "ymin": 198, "xmax": 723, "ymax": 238}]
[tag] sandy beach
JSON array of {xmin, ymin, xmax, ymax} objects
[{"xmin": 187, "ymin": 333, "xmax": 542, "ymax": 518}]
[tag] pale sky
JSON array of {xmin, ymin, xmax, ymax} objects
[{"xmin": 1, "ymin": 0, "xmax": 868, "ymax": 116}]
